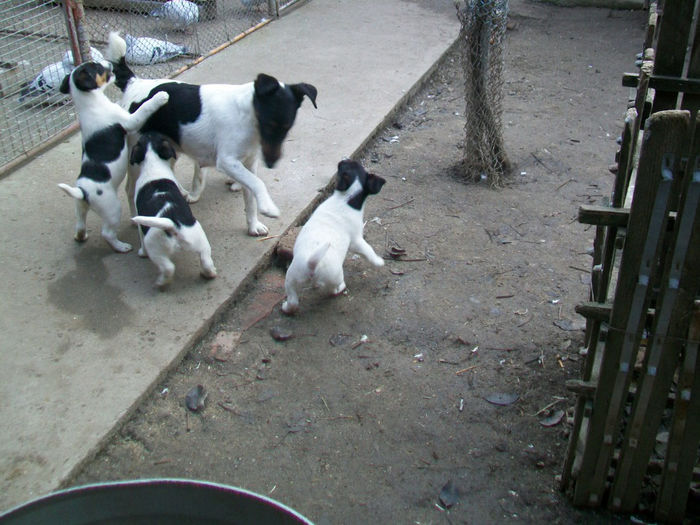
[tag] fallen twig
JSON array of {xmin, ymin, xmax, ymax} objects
[
  {"xmin": 257, "ymin": 234, "xmax": 280, "ymax": 241},
  {"xmin": 532, "ymin": 398, "xmax": 565, "ymax": 417},
  {"xmin": 387, "ymin": 197, "xmax": 415, "ymax": 211},
  {"xmin": 456, "ymin": 365, "xmax": 478, "ymax": 376}
]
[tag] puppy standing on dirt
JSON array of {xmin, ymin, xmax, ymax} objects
[
  {"xmin": 130, "ymin": 132, "xmax": 216, "ymax": 290},
  {"xmin": 57, "ymin": 60, "xmax": 169, "ymax": 252},
  {"xmin": 282, "ymin": 160, "xmax": 386, "ymax": 315},
  {"xmin": 106, "ymin": 31, "xmax": 318, "ymax": 237}
]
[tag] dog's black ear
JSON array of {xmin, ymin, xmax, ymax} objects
[
  {"xmin": 290, "ymin": 83, "xmax": 317, "ymax": 109},
  {"xmin": 367, "ymin": 173, "xmax": 386, "ymax": 195},
  {"xmin": 155, "ymin": 137, "xmax": 177, "ymax": 161},
  {"xmin": 254, "ymin": 73, "xmax": 280, "ymax": 97},
  {"xmin": 130, "ymin": 141, "xmax": 147, "ymax": 165},
  {"xmin": 59, "ymin": 74, "xmax": 70, "ymax": 94}
]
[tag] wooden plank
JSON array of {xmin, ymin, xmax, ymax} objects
[
  {"xmin": 572, "ymin": 110, "xmax": 690, "ymax": 507},
  {"xmin": 652, "ymin": 1, "xmax": 696, "ymax": 112},
  {"xmin": 623, "ymin": 73, "xmax": 700, "ymax": 94},
  {"xmin": 609, "ymin": 151, "xmax": 700, "ymax": 512},
  {"xmin": 578, "ymin": 205, "xmax": 629, "ymax": 227},
  {"xmin": 680, "ymin": 1, "xmax": 700, "ymax": 113},
  {"xmin": 575, "ymin": 302, "xmax": 612, "ymax": 322},
  {"xmin": 656, "ymin": 305, "xmax": 700, "ymax": 522}
]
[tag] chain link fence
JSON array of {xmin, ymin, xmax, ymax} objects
[
  {"xmin": 0, "ymin": 0, "xmax": 303, "ymax": 174},
  {"xmin": 456, "ymin": 0, "xmax": 510, "ymax": 186}
]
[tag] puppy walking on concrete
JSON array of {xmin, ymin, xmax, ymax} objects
[
  {"xmin": 282, "ymin": 160, "xmax": 386, "ymax": 315},
  {"xmin": 106, "ymin": 31, "xmax": 318, "ymax": 237},
  {"xmin": 130, "ymin": 132, "xmax": 217, "ymax": 290},
  {"xmin": 58, "ymin": 60, "xmax": 169, "ymax": 252}
]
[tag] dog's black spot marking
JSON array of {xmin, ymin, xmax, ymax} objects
[
  {"xmin": 336, "ymin": 159, "xmax": 386, "ymax": 211},
  {"xmin": 136, "ymin": 179, "xmax": 196, "ymax": 236},
  {"xmin": 97, "ymin": 189, "xmax": 103, "ymax": 195},
  {"xmin": 128, "ymin": 83, "xmax": 202, "ymax": 146},
  {"xmin": 111, "ymin": 56, "xmax": 135, "ymax": 92},
  {"xmin": 84, "ymin": 123, "xmax": 127, "ymax": 164},
  {"xmin": 253, "ymin": 74, "xmax": 317, "ymax": 168},
  {"xmin": 78, "ymin": 160, "xmax": 111, "ymax": 183}
]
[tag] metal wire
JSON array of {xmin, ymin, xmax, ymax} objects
[{"xmin": 0, "ymin": 0, "xmax": 304, "ymax": 172}]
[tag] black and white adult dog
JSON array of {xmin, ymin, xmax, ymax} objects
[
  {"xmin": 130, "ymin": 132, "xmax": 217, "ymax": 289},
  {"xmin": 106, "ymin": 32, "xmax": 318, "ymax": 237},
  {"xmin": 282, "ymin": 160, "xmax": 386, "ymax": 315},
  {"xmin": 58, "ymin": 61, "xmax": 169, "ymax": 252}
]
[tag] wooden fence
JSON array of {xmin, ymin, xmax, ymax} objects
[{"xmin": 560, "ymin": 1, "xmax": 700, "ymax": 522}]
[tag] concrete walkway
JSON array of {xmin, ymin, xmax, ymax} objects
[{"xmin": 0, "ymin": 0, "xmax": 459, "ymax": 512}]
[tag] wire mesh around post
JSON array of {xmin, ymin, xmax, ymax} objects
[{"xmin": 457, "ymin": 0, "xmax": 511, "ymax": 186}]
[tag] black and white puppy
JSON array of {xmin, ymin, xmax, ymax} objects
[
  {"xmin": 106, "ymin": 32, "xmax": 318, "ymax": 237},
  {"xmin": 58, "ymin": 61, "xmax": 169, "ymax": 252},
  {"xmin": 130, "ymin": 132, "xmax": 217, "ymax": 290},
  {"xmin": 282, "ymin": 160, "xmax": 386, "ymax": 315}
]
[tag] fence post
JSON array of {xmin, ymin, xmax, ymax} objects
[{"xmin": 62, "ymin": 0, "xmax": 82, "ymax": 65}]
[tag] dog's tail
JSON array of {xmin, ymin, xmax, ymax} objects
[
  {"xmin": 106, "ymin": 32, "xmax": 135, "ymax": 92},
  {"xmin": 58, "ymin": 183, "xmax": 86, "ymax": 201},
  {"xmin": 307, "ymin": 242, "xmax": 331, "ymax": 274},
  {"xmin": 132, "ymin": 216, "xmax": 179, "ymax": 236}
]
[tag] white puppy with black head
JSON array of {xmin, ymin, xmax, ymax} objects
[
  {"xmin": 282, "ymin": 160, "xmax": 386, "ymax": 315},
  {"xmin": 58, "ymin": 60, "xmax": 169, "ymax": 252},
  {"xmin": 130, "ymin": 132, "xmax": 217, "ymax": 290},
  {"xmin": 106, "ymin": 31, "xmax": 318, "ymax": 237}
]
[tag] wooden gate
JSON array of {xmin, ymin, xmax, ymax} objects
[{"xmin": 560, "ymin": 1, "xmax": 700, "ymax": 521}]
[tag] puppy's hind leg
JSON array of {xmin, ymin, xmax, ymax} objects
[
  {"xmin": 99, "ymin": 190, "xmax": 132, "ymax": 253},
  {"xmin": 186, "ymin": 162, "xmax": 206, "ymax": 203},
  {"xmin": 184, "ymin": 223, "xmax": 217, "ymax": 280},
  {"xmin": 144, "ymin": 234, "xmax": 176, "ymax": 290}
]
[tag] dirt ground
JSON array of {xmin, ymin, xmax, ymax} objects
[{"xmin": 71, "ymin": 2, "xmax": 652, "ymax": 523}]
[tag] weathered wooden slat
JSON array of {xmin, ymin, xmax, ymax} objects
[
  {"xmin": 623, "ymin": 73, "xmax": 700, "ymax": 94},
  {"xmin": 575, "ymin": 302, "xmax": 612, "ymax": 322},
  {"xmin": 652, "ymin": 2, "xmax": 696, "ymax": 112},
  {"xmin": 680, "ymin": 2, "xmax": 700, "ymax": 113},
  {"xmin": 572, "ymin": 110, "xmax": 690, "ymax": 507},
  {"xmin": 610, "ymin": 151, "xmax": 700, "ymax": 512},
  {"xmin": 578, "ymin": 205, "xmax": 629, "ymax": 227},
  {"xmin": 655, "ymin": 306, "xmax": 700, "ymax": 522}
]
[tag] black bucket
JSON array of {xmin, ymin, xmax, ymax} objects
[{"xmin": 0, "ymin": 479, "xmax": 313, "ymax": 524}]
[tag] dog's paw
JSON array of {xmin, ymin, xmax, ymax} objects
[
  {"xmin": 247, "ymin": 220, "xmax": 269, "ymax": 237},
  {"xmin": 74, "ymin": 230, "xmax": 88, "ymax": 243},
  {"xmin": 371, "ymin": 255, "xmax": 385, "ymax": 267},
  {"xmin": 138, "ymin": 247, "xmax": 148, "ymax": 258},
  {"xmin": 227, "ymin": 181, "xmax": 243, "ymax": 192},
  {"xmin": 153, "ymin": 91, "xmax": 170, "ymax": 106},
  {"xmin": 258, "ymin": 198, "xmax": 280, "ymax": 219},
  {"xmin": 281, "ymin": 300, "xmax": 298, "ymax": 315},
  {"xmin": 185, "ymin": 188, "xmax": 202, "ymax": 203},
  {"xmin": 201, "ymin": 267, "xmax": 217, "ymax": 280},
  {"xmin": 109, "ymin": 239, "xmax": 133, "ymax": 253}
]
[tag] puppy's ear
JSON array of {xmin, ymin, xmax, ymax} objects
[
  {"xmin": 156, "ymin": 137, "xmax": 177, "ymax": 161},
  {"xmin": 367, "ymin": 173, "xmax": 386, "ymax": 195},
  {"xmin": 59, "ymin": 74, "xmax": 70, "ymax": 94},
  {"xmin": 254, "ymin": 73, "xmax": 280, "ymax": 97},
  {"xmin": 130, "ymin": 141, "xmax": 146, "ymax": 165},
  {"xmin": 291, "ymin": 83, "xmax": 317, "ymax": 109}
]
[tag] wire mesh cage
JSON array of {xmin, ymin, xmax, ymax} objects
[
  {"xmin": 456, "ymin": 0, "xmax": 511, "ymax": 186},
  {"xmin": 0, "ymin": 0, "xmax": 302, "ymax": 173}
]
